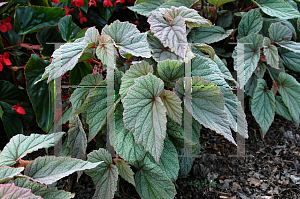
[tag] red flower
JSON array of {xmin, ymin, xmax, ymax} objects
[
  {"xmin": 114, "ymin": 0, "xmax": 125, "ymax": 6},
  {"xmin": 12, "ymin": 103, "xmax": 25, "ymax": 115},
  {"xmin": 0, "ymin": 17, "xmax": 12, "ymax": 33},
  {"xmin": 2, "ymin": 52, "xmax": 11, "ymax": 65},
  {"xmin": 0, "ymin": 52, "xmax": 12, "ymax": 71},
  {"xmin": 89, "ymin": 0, "xmax": 97, "ymax": 7},
  {"xmin": 64, "ymin": 6, "xmax": 74, "ymax": 16},
  {"xmin": 103, "ymin": 0, "xmax": 113, "ymax": 7},
  {"xmin": 0, "ymin": 24, "xmax": 7, "ymax": 33},
  {"xmin": 78, "ymin": 11, "xmax": 87, "ymax": 24},
  {"xmin": 52, "ymin": 0, "xmax": 60, "ymax": 3},
  {"xmin": 72, "ymin": 0, "xmax": 84, "ymax": 7}
]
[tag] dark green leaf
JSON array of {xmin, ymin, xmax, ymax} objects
[
  {"xmin": 14, "ymin": 6, "xmax": 66, "ymax": 35},
  {"xmin": 279, "ymin": 47, "xmax": 300, "ymax": 73},
  {"xmin": 25, "ymin": 54, "xmax": 54, "ymax": 132},
  {"xmin": 0, "ymin": 81, "xmax": 35, "ymax": 125},
  {"xmin": 58, "ymin": 15, "xmax": 81, "ymax": 42},
  {"xmin": 0, "ymin": 102, "xmax": 23, "ymax": 139},
  {"xmin": 37, "ymin": 27, "xmax": 65, "ymax": 57},
  {"xmin": 238, "ymin": 8, "xmax": 263, "ymax": 37}
]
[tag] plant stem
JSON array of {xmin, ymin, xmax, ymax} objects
[
  {"xmin": 91, "ymin": 58, "xmax": 101, "ymax": 65},
  {"xmin": 208, "ymin": 6, "xmax": 218, "ymax": 20},
  {"xmin": 3, "ymin": 45, "xmax": 20, "ymax": 51}
]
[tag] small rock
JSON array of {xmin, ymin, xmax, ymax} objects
[
  {"xmin": 238, "ymin": 192, "xmax": 250, "ymax": 199},
  {"xmin": 248, "ymin": 177, "xmax": 261, "ymax": 186},
  {"xmin": 290, "ymin": 175, "xmax": 300, "ymax": 184},
  {"xmin": 260, "ymin": 182, "xmax": 269, "ymax": 191},
  {"xmin": 244, "ymin": 187, "xmax": 252, "ymax": 195},
  {"xmin": 231, "ymin": 182, "xmax": 241, "ymax": 192},
  {"xmin": 221, "ymin": 182, "xmax": 229, "ymax": 190}
]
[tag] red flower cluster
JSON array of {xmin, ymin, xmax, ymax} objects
[
  {"xmin": 89, "ymin": 0, "xmax": 100, "ymax": 7},
  {"xmin": 71, "ymin": 0, "xmax": 84, "ymax": 7},
  {"xmin": 78, "ymin": 10, "xmax": 87, "ymax": 24},
  {"xmin": 114, "ymin": 0, "xmax": 125, "ymax": 6},
  {"xmin": 103, "ymin": 0, "xmax": 113, "ymax": 7},
  {"xmin": 0, "ymin": 52, "xmax": 12, "ymax": 71},
  {"xmin": 64, "ymin": 6, "xmax": 74, "ymax": 16},
  {"xmin": 0, "ymin": 17, "xmax": 12, "ymax": 33},
  {"xmin": 12, "ymin": 103, "xmax": 25, "ymax": 115},
  {"xmin": 51, "ymin": 0, "xmax": 59, "ymax": 3}
]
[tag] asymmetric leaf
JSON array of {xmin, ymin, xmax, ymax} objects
[
  {"xmin": 14, "ymin": 6, "xmax": 65, "ymax": 35},
  {"xmin": 0, "ymin": 132, "xmax": 65, "ymax": 167},
  {"xmin": 164, "ymin": 6, "xmax": 212, "ymax": 29},
  {"xmin": 13, "ymin": 178, "xmax": 75, "ymax": 199},
  {"xmin": 24, "ymin": 156, "xmax": 102, "ymax": 185},
  {"xmin": 115, "ymin": 105, "xmax": 146, "ymax": 165},
  {"xmin": 222, "ymin": 88, "xmax": 248, "ymax": 139},
  {"xmin": 0, "ymin": 167, "xmax": 24, "ymax": 183},
  {"xmin": 120, "ymin": 61, "xmax": 153, "ymax": 100},
  {"xmin": 123, "ymin": 73, "xmax": 167, "ymax": 163},
  {"xmin": 84, "ymin": 149, "xmax": 118, "ymax": 199},
  {"xmin": 148, "ymin": 11, "xmax": 187, "ymax": 58},
  {"xmin": 58, "ymin": 15, "xmax": 81, "ymax": 42},
  {"xmin": 193, "ymin": 43, "xmax": 215, "ymax": 59},
  {"xmin": 253, "ymin": 0, "xmax": 300, "ymax": 19},
  {"xmin": 233, "ymin": 33, "xmax": 263, "ymax": 87},
  {"xmin": 134, "ymin": 156, "xmax": 176, "ymax": 199},
  {"xmin": 85, "ymin": 86, "xmax": 107, "ymax": 142},
  {"xmin": 114, "ymin": 159, "xmax": 135, "ymax": 187},
  {"xmin": 128, "ymin": 0, "xmax": 164, "ymax": 17},
  {"xmin": 214, "ymin": 55, "xmax": 237, "ymax": 83},
  {"xmin": 279, "ymin": 48, "xmax": 300, "ymax": 73},
  {"xmin": 174, "ymin": 76, "xmax": 236, "ymax": 145},
  {"xmin": 263, "ymin": 37, "xmax": 279, "ymax": 69},
  {"xmin": 160, "ymin": 90, "xmax": 182, "ymax": 126},
  {"xmin": 193, "ymin": 26, "xmax": 234, "ymax": 44},
  {"xmin": 70, "ymin": 73, "xmax": 103, "ymax": 114},
  {"xmin": 147, "ymin": 31, "xmax": 185, "ymax": 62},
  {"xmin": 268, "ymin": 22, "xmax": 292, "ymax": 42},
  {"xmin": 96, "ymin": 35, "xmax": 115, "ymax": 66},
  {"xmin": 102, "ymin": 20, "xmax": 151, "ymax": 58},
  {"xmin": 157, "ymin": 59, "xmax": 184, "ymax": 83},
  {"xmin": 83, "ymin": 26, "xmax": 100, "ymax": 44},
  {"xmin": 67, "ymin": 115, "xmax": 87, "ymax": 160},
  {"xmin": 0, "ymin": 183, "xmax": 42, "ymax": 199},
  {"xmin": 277, "ymin": 72, "xmax": 300, "ymax": 127},
  {"xmin": 276, "ymin": 41, "xmax": 300, "ymax": 53},
  {"xmin": 166, "ymin": 116, "xmax": 198, "ymax": 149},
  {"xmin": 146, "ymin": 137, "xmax": 179, "ymax": 182},
  {"xmin": 25, "ymin": 54, "xmax": 54, "ymax": 132},
  {"xmin": 36, "ymin": 37, "xmax": 94, "ymax": 84},
  {"xmin": 251, "ymin": 79, "xmax": 275, "ymax": 136},
  {"xmin": 238, "ymin": 8, "xmax": 263, "ymax": 37},
  {"xmin": 275, "ymin": 96, "xmax": 293, "ymax": 121}
]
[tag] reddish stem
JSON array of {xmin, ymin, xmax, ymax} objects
[
  {"xmin": 91, "ymin": 58, "xmax": 101, "ymax": 65},
  {"xmin": 208, "ymin": 6, "xmax": 219, "ymax": 20}
]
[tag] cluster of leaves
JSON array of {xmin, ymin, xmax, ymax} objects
[{"xmin": 1, "ymin": 0, "xmax": 300, "ymax": 198}]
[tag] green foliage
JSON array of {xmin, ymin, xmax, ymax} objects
[{"xmin": 1, "ymin": 1, "xmax": 300, "ymax": 199}]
